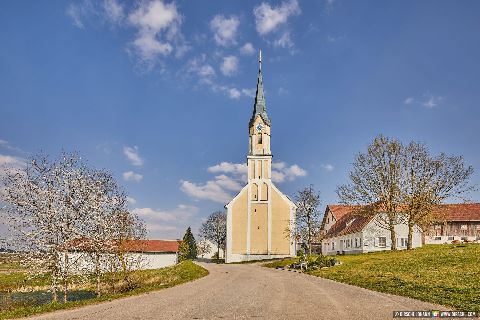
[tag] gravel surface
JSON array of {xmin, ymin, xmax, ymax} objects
[{"xmin": 27, "ymin": 262, "xmax": 444, "ymax": 320}]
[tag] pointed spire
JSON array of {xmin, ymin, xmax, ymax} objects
[{"xmin": 249, "ymin": 50, "xmax": 270, "ymax": 127}]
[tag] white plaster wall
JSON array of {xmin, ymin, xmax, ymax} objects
[
  {"xmin": 322, "ymin": 214, "xmax": 423, "ymax": 256},
  {"xmin": 64, "ymin": 252, "xmax": 177, "ymax": 273}
]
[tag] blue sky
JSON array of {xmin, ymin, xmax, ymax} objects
[{"xmin": 1, "ymin": 0, "xmax": 479, "ymax": 239}]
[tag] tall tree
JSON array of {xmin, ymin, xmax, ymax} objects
[
  {"xmin": 337, "ymin": 135, "xmax": 404, "ymax": 250},
  {"xmin": 401, "ymin": 142, "xmax": 474, "ymax": 249},
  {"xmin": 200, "ymin": 211, "xmax": 226, "ymax": 259},
  {"xmin": 294, "ymin": 185, "xmax": 321, "ymax": 255},
  {"xmin": 179, "ymin": 227, "xmax": 197, "ymax": 260}
]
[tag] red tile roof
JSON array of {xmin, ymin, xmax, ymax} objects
[
  {"xmin": 327, "ymin": 205, "xmax": 361, "ymax": 221},
  {"xmin": 65, "ymin": 239, "xmax": 181, "ymax": 253},
  {"xmin": 121, "ymin": 240, "xmax": 181, "ymax": 253},
  {"xmin": 323, "ymin": 205, "xmax": 375, "ymax": 238},
  {"xmin": 322, "ymin": 203, "xmax": 480, "ymax": 238},
  {"xmin": 433, "ymin": 203, "xmax": 480, "ymax": 222}
]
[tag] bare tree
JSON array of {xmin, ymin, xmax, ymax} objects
[
  {"xmin": 294, "ymin": 185, "xmax": 321, "ymax": 255},
  {"xmin": 196, "ymin": 235, "xmax": 212, "ymax": 258},
  {"xmin": 200, "ymin": 211, "xmax": 226, "ymax": 259},
  {"xmin": 337, "ymin": 135, "xmax": 404, "ymax": 250},
  {"xmin": 401, "ymin": 142, "xmax": 474, "ymax": 248},
  {"xmin": 1, "ymin": 152, "xmax": 89, "ymax": 302},
  {"xmin": 1, "ymin": 151, "xmax": 146, "ymax": 301}
]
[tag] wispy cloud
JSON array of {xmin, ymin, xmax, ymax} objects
[
  {"xmin": 253, "ymin": 0, "xmax": 300, "ymax": 35},
  {"xmin": 123, "ymin": 171, "xmax": 143, "ymax": 182},
  {"xmin": 404, "ymin": 93, "xmax": 444, "ymax": 108},
  {"xmin": 240, "ymin": 42, "xmax": 255, "ymax": 55},
  {"xmin": 126, "ymin": 196, "xmax": 137, "ymax": 205},
  {"xmin": 127, "ymin": 0, "xmax": 184, "ymax": 65},
  {"xmin": 220, "ymin": 55, "xmax": 239, "ymax": 77},
  {"xmin": 103, "ymin": 0, "xmax": 124, "ymax": 24},
  {"xmin": 321, "ymin": 163, "xmax": 334, "ymax": 172},
  {"xmin": 123, "ymin": 146, "xmax": 144, "ymax": 166},
  {"xmin": 132, "ymin": 204, "xmax": 199, "ymax": 238},
  {"xmin": 210, "ymin": 15, "xmax": 240, "ymax": 47}
]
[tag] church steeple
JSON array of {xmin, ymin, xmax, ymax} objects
[{"xmin": 249, "ymin": 50, "xmax": 271, "ymax": 128}]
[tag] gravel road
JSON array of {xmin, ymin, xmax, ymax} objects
[{"xmin": 27, "ymin": 261, "xmax": 443, "ymax": 320}]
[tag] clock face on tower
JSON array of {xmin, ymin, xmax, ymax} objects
[{"xmin": 256, "ymin": 123, "xmax": 263, "ymax": 132}]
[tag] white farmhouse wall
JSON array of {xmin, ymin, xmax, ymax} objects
[
  {"xmin": 322, "ymin": 214, "xmax": 422, "ymax": 256},
  {"xmin": 64, "ymin": 252, "xmax": 178, "ymax": 273}
]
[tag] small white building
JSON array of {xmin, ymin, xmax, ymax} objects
[
  {"xmin": 65, "ymin": 239, "xmax": 181, "ymax": 272},
  {"xmin": 320, "ymin": 205, "xmax": 422, "ymax": 256}
]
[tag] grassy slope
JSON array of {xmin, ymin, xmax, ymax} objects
[
  {"xmin": 0, "ymin": 260, "xmax": 208, "ymax": 320},
  {"xmin": 302, "ymin": 245, "xmax": 479, "ymax": 312}
]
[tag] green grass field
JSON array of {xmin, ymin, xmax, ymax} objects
[
  {"xmin": 0, "ymin": 260, "xmax": 208, "ymax": 319},
  {"xmin": 264, "ymin": 244, "xmax": 480, "ymax": 312}
]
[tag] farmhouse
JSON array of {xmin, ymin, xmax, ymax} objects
[
  {"xmin": 225, "ymin": 52, "xmax": 297, "ymax": 263},
  {"xmin": 65, "ymin": 239, "xmax": 181, "ymax": 271},
  {"xmin": 320, "ymin": 205, "xmax": 422, "ymax": 255},
  {"xmin": 425, "ymin": 203, "xmax": 480, "ymax": 244}
]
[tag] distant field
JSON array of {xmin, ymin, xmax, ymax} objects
[
  {"xmin": 265, "ymin": 244, "xmax": 480, "ymax": 313},
  {"xmin": 0, "ymin": 260, "xmax": 208, "ymax": 319}
]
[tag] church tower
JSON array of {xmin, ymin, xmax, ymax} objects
[{"xmin": 225, "ymin": 51, "xmax": 296, "ymax": 263}]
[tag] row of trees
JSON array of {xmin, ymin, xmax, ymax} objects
[
  {"xmin": 337, "ymin": 135, "xmax": 474, "ymax": 250},
  {"xmin": 0, "ymin": 152, "xmax": 146, "ymax": 302},
  {"xmin": 292, "ymin": 135, "xmax": 474, "ymax": 254}
]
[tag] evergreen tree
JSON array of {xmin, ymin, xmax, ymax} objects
[{"xmin": 180, "ymin": 227, "xmax": 197, "ymax": 260}]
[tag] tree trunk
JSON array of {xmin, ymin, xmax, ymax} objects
[
  {"xmin": 407, "ymin": 220, "xmax": 414, "ymax": 250},
  {"xmin": 63, "ymin": 252, "xmax": 69, "ymax": 303},
  {"xmin": 52, "ymin": 271, "xmax": 58, "ymax": 303},
  {"xmin": 95, "ymin": 254, "xmax": 101, "ymax": 297},
  {"xmin": 390, "ymin": 224, "xmax": 397, "ymax": 250},
  {"xmin": 217, "ymin": 242, "xmax": 220, "ymax": 259}
]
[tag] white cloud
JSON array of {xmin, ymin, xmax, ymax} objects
[
  {"xmin": 66, "ymin": 2, "xmax": 92, "ymax": 29},
  {"xmin": 253, "ymin": 0, "xmax": 300, "ymax": 35},
  {"xmin": 103, "ymin": 0, "xmax": 124, "ymax": 24},
  {"xmin": 240, "ymin": 42, "xmax": 255, "ymax": 55},
  {"xmin": 321, "ymin": 163, "xmax": 334, "ymax": 172},
  {"xmin": 271, "ymin": 162, "xmax": 307, "ymax": 183},
  {"xmin": 220, "ymin": 55, "xmax": 239, "ymax": 77},
  {"xmin": 404, "ymin": 94, "xmax": 444, "ymax": 108},
  {"xmin": 128, "ymin": 0, "xmax": 183, "ymax": 63},
  {"xmin": 185, "ymin": 55, "xmax": 216, "ymax": 82},
  {"xmin": 242, "ymin": 88, "xmax": 256, "ymax": 98},
  {"xmin": 273, "ymin": 31, "xmax": 293, "ymax": 49},
  {"xmin": 210, "ymin": 15, "xmax": 240, "ymax": 47},
  {"xmin": 228, "ymin": 88, "xmax": 241, "ymax": 99},
  {"xmin": 180, "ymin": 179, "xmax": 234, "ymax": 204},
  {"xmin": 123, "ymin": 146, "xmax": 144, "ymax": 166},
  {"xmin": 133, "ymin": 204, "xmax": 198, "ymax": 223},
  {"xmin": 181, "ymin": 161, "xmax": 306, "ymax": 203},
  {"xmin": 126, "ymin": 196, "xmax": 137, "ymax": 205},
  {"xmin": 132, "ymin": 204, "xmax": 199, "ymax": 238},
  {"xmin": 123, "ymin": 171, "xmax": 143, "ymax": 182},
  {"xmin": 0, "ymin": 140, "xmax": 24, "ymax": 154},
  {"xmin": 421, "ymin": 95, "xmax": 443, "ymax": 108},
  {"xmin": 208, "ymin": 162, "xmax": 248, "ymax": 176}
]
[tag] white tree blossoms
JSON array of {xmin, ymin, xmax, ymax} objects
[{"xmin": 0, "ymin": 152, "xmax": 146, "ymax": 302}]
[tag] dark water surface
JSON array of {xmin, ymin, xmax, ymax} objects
[{"xmin": 0, "ymin": 290, "xmax": 96, "ymax": 306}]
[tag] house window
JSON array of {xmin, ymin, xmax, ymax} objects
[
  {"xmin": 332, "ymin": 242, "xmax": 335, "ymax": 250},
  {"xmin": 378, "ymin": 237, "xmax": 387, "ymax": 248},
  {"xmin": 448, "ymin": 236, "xmax": 454, "ymax": 241},
  {"xmin": 434, "ymin": 237, "xmax": 442, "ymax": 241},
  {"xmin": 354, "ymin": 238, "xmax": 361, "ymax": 248}
]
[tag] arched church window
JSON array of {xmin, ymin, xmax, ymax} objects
[
  {"xmin": 257, "ymin": 133, "xmax": 262, "ymax": 144},
  {"xmin": 252, "ymin": 183, "xmax": 258, "ymax": 200}
]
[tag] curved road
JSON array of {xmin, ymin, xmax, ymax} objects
[{"xmin": 29, "ymin": 262, "xmax": 442, "ymax": 320}]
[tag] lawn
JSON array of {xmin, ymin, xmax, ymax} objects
[
  {"xmin": 265, "ymin": 245, "xmax": 480, "ymax": 313},
  {"xmin": 0, "ymin": 260, "xmax": 208, "ymax": 319}
]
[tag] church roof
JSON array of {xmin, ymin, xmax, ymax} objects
[{"xmin": 249, "ymin": 50, "xmax": 271, "ymax": 128}]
